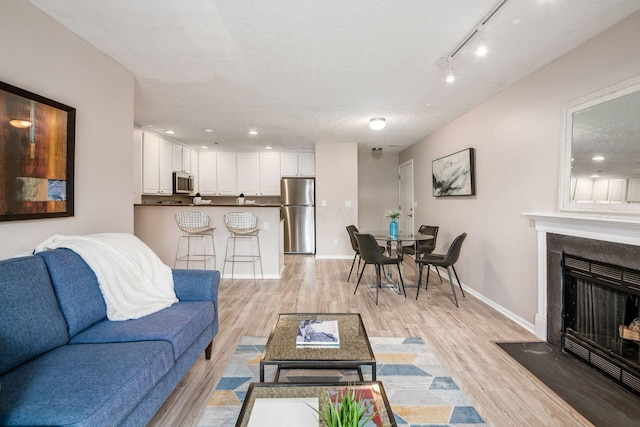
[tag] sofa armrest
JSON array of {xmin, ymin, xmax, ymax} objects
[{"xmin": 172, "ymin": 269, "xmax": 220, "ymax": 303}]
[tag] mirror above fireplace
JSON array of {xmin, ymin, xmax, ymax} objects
[{"xmin": 560, "ymin": 76, "xmax": 640, "ymax": 216}]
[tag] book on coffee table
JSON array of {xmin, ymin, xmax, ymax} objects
[
  {"xmin": 247, "ymin": 397, "xmax": 318, "ymax": 427},
  {"xmin": 296, "ymin": 319, "xmax": 340, "ymax": 347}
]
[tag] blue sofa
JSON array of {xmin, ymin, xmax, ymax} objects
[{"xmin": 0, "ymin": 248, "xmax": 220, "ymax": 426}]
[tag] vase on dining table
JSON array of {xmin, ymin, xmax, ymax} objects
[{"xmin": 389, "ymin": 218, "xmax": 398, "ymax": 239}]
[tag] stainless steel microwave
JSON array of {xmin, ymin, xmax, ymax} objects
[{"xmin": 173, "ymin": 172, "xmax": 194, "ymax": 194}]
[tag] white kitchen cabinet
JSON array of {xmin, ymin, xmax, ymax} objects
[
  {"xmin": 608, "ymin": 179, "xmax": 627, "ymax": 203},
  {"xmin": 216, "ymin": 152, "xmax": 237, "ymax": 195},
  {"xmin": 627, "ymin": 179, "xmax": 640, "ymax": 202},
  {"xmin": 237, "ymin": 152, "xmax": 260, "ymax": 196},
  {"xmin": 592, "ymin": 180, "xmax": 609, "ymax": 203},
  {"xmin": 259, "ymin": 152, "xmax": 281, "ymax": 195},
  {"xmin": 280, "ymin": 152, "xmax": 315, "ymax": 177},
  {"xmin": 190, "ymin": 149, "xmax": 199, "ymax": 193},
  {"xmin": 572, "ymin": 178, "xmax": 594, "ymax": 202},
  {"xmin": 142, "ymin": 132, "xmax": 173, "ymax": 195},
  {"xmin": 298, "ymin": 152, "xmax": 315, "ymax": 176},
  {"xmin": 198, "ymin": 151, "xmax": 217, "ymax": 195},
  {"xmin": 172, "ymin": 144, "xmax": 192, "ymax": 173}
]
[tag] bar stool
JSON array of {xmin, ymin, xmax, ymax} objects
[
  {"xmin": 174, "ymin": 211, "xmax": 216, "ymax": 269},
  {"xmin": 222, "ymin": 212, "xmax": 263, "ymax": 282}
]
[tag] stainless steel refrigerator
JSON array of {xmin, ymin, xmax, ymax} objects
[{"xmin": 281, "ymin": 177, "xmax": 315, "ymax": 254}]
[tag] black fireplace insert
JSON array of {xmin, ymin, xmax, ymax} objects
[{"xmin": 562, "ymin": 253, "xmax": 640, "ymax": 397}]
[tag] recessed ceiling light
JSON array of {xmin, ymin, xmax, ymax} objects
[
  {"xmin": 592, "ymin": 156, "xmax": 605, "ymax": 161},
  {"xmin": 369, "ymin": 118, "xmax": 386, "ymax": 130},
  {"xmin": 249, "ymin": 130, "xmax": 258, "ymax": 135},
  {"xmin": 142, "ymin": 124, "xmax": 154, "ymax": 128},
  {"xmin": 265, "ymin": 146, "xmax": 272, "ymax": 150},
  {"xmin": 200, "ymin": 146, "xmax": 209, "ymax": 149},
  {"xmin": 590, "ymin": 174, "xmax": 600, "ymax": 178},
  {"xmin": 164, "ymin": 130, "xmax": 176, "ymax": 134},
  {"xmin": 203, "ymin": 129, "xmax": 214, "ymax": 133}
]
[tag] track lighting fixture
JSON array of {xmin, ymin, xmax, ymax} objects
[
  {"xmin": 476, "ymin": 25, "xmax": 487, "ymax": 56},
  {"xmin": 446, "ymin": 57, "xmax": 455, "ymax": 83},
  {"xmin": 442, "ymin": 0, "xmax": 507, "ymax": 82}
]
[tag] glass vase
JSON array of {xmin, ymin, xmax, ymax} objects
[{"xmin": 389, "ymin": 218, "xmax": 398, "ymax": 239}]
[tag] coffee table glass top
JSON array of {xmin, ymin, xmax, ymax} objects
[
  {"xmin": 262, "ymin": 313, "xmax": 374, "ymax": 362},
  {"xmin": 236, "ymin": 382, "xmax": 396, "ymax": 427}
]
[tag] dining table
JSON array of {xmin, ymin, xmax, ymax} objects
[{"xmin": 360, "ymin": 230, "xmax": 434, "ymax": 294}]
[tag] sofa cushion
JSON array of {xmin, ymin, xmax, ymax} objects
[
  {"xmin": 0, "ymin": 256, "xmax": 69, "ymax": 375},
  {"xmin": 70, "ymin": 301, "xmax": 214, "ymax": 360},
  {"xmin": 36, "ymin": 248, "xmax": 107, "ymax": 336},
  {"xmin": 0, "ymin": 341, "xmax": 174, "ymax": 427}
]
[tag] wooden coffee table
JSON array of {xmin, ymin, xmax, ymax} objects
[
  {"xmin": 235, "ymin": 381, "xmax": 396, "ymax": 427},
  {"xmin": 259, "ymin": 313, "xmax": 376, "ymax": 382}
]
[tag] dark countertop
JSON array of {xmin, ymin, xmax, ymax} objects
[{"xmin": 135, "ymin": 203, "xmax": 281, "ymax": 207}]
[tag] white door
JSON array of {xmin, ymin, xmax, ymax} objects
[{"xmin": 398, "ymin": 160, "xmax": 414, "ymax": 235}]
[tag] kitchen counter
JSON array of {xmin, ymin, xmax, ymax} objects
[
  {"xmin": 134, "ymin": 205, "xmax": 284, "ymax": 279},
  {"xmin": 135, "ymin": 202, "xmax": 281, "ymax": 207}
]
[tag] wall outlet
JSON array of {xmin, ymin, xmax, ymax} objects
[
  {"xmin": 334, "ymin": 238, "xmax": 339, "ymax": 245},
  {"xmin": 263, "ymin": 222, "xmax": 269, "ymax": 230},
  {"xmin": 345, "ymin": 200, "xmax": 352, "ymax": 207}
]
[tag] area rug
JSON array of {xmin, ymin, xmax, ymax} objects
[{"xmin": 196, "ymin": 336, "xmax": 486, "ymax": 426}]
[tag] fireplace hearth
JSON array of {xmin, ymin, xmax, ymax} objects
[{"xmin": 562, "ymin": 253, "xmax": 640, "ymax": 397}]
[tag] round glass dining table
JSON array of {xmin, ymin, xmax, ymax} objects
[{"xmin": 360, "ymin": 231, "xmax": 435, "ymax": 294}]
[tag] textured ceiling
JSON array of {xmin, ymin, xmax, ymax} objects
[{"xmin": 27, "ymin": 0, "xmax": 640, "ymax": 153}]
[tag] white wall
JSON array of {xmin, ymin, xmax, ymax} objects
[
  {"xmin": 358, "ymin": 150, "xmax": 399, "ymax": 232},
  {"xmin": 400, "ymin": 12, "xmax": 640, "ymax": 326},
  {"xmin": 0, "ymin": 2, "xmax": 134, "ymax": 259},
  {"xmin": 315, "ymin": 142, "xmax": 358, "ymax": 258}
]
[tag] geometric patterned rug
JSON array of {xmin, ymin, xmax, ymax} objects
[{"xmin": 196, "ymin": 336, "xmax": 486, "ymax": 426}]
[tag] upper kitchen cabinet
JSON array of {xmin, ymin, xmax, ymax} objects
[
  {"xmin": 172, "ymin": 144, "xmax": 192, "ymax": 173},
  {"xmin": 259, "ymin": 152, "xmax": 281, "ymax": 195},
  {"xmin": 198, "ymin": 151, "xmax": 217, "ymax": 195},
  {"xmin": 142, "ymin": 132, "xmax": 173, "ymax": 195},
  {"xmin": 281, "ymin": 152, "xmax": 315, "ymax": 177},
  {"xmin": 236, "ymin": 152, "xmax": 260, "ymax": 196},
  {"xmin": 216, "ymin": 152, "xmax": 237, "ymax": 195}
]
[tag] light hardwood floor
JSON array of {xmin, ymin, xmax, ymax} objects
[{"xmin": 148, "ymin": 255, "xmax": 592, "ymax": 426}]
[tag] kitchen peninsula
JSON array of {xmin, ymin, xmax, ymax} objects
[{"xmin": 134, "ymin": 199, "xmax": 284, "ymax": 279}]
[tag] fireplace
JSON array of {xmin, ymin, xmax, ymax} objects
[{"xmin": 561, "ymin": 253, "xmax": 640, "ymax": 396}]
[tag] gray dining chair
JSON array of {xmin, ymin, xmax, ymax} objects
[
  {"xmin": 415, "ymin": 233, "xmax": 467, "ymax": 307},
  {"xmin": 354, "ymin": 232, "xmax": 406, "ymax": 305},
  {"xmin": 345, "ymin": 225, "xmax": 385, "ymax": 282}
]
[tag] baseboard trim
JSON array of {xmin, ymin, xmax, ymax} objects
[{"xmin": 432, "ymin": 266, "xmax": 536, "ymax": 335}]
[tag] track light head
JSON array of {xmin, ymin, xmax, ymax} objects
[{"xmin": 445, "ymin": 57, "xmax": 455, "ymax": 83}]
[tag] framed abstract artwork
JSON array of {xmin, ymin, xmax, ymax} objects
[
  {"xmin": 0, "ymin": 81, "xmax": 76, "ymax": 221},
  {"xmin": 432, "ymin": 148, "xmax": 475, "ymax": 197}
]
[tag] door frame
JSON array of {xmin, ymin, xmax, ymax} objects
[{"xmin": 398, "ymin": 160, "xmax": 414, "ymax": 234}]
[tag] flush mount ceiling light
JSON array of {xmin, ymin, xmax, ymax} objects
[
  {"xmin": 369, "ymin": 118, "xmax": 386, "ymax": 131},
  {"xmin": 442, "ymin": 0, "xmax": 507, "ymax": 82},
  {"xmin": 248, "ymin": 130, "xmax": 258, "ymax": 135}
]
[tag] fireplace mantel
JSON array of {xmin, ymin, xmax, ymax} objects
[{"xmin": 524, "ymin": 212, "xmax": 640, "ymax": 340}]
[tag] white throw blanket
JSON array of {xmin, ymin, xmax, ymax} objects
[{"xmin": 35, "ymin": 233, "xmax": 178, "ymax": 321}]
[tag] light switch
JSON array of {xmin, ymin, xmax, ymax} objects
[
  {"xmin": 345, "ymin": 200, "xmax": 352, "ymax": 207},
  {"xmin": 321, "ymin": 200, "xmax": 327, "ymax": 207}
]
